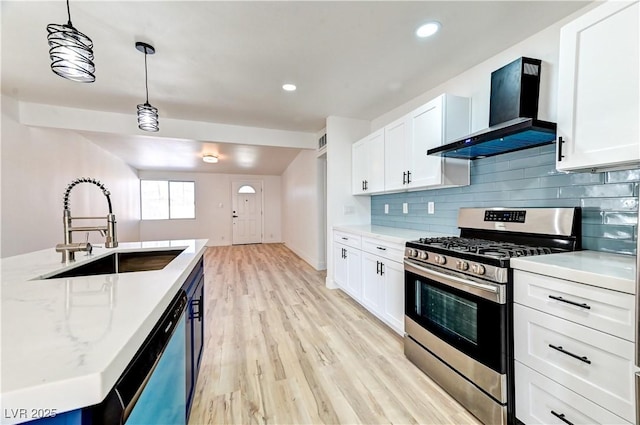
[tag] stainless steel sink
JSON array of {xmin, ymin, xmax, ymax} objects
[{"xmin": 44, "ymin": 249, "xmax": 185, "ymax": 279}]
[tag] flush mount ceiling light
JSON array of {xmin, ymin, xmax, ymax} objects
[
  {"xmin": 202, "ymin": 154, "xmax": 219, "ymax": 164},
  {"xmin": 282, "ymin": 83, "xmax": 297, "ymax": 92},
  {"xmin": 135, "ymin": 42, "xmax": 159, "ymax": 132},
  {"xmin": 416, "ymin": 21, "xmax": 441, "ymax": 38},
  {"xmin": 46, "ymin": 0, "xmax": 95, "ymax": 82}
]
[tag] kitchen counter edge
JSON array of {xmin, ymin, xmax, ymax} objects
[
  {"xmin": 511, "ymin": 250, "xmax": 636, "ymax": 294},
  {"xmin": 0, "ymin": 239, "xmax": 208, "ymax": 425}
]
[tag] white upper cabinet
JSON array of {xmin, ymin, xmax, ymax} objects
[
  {"xmin": 408, "ymin": 95, "xmax": 471, "ymax": 189},
  {"xmin": 352, "ymin": 129, "xmax": 385, "ymax": 195},
  {"xmin": 384, "ymin": 94, "xmax": 471, "ymax": 193},
  {"xmin": 556, "ymin": 1, "xmax": 639, "ymax": 172},
  {"xmin": 384, "ymin": 115, "xmax": 411, "ymax": 192},
  {"xmin": 384, "ymin": 94, "xmax": 471, "ymax": 192},
  {"xmin": 353, "ymin": 93, "xmax": 470, "ymax": 196}
]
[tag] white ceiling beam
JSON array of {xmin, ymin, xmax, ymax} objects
[{"xmin": 17, "ymin": 101, "xmax": 317, "ymax": 150}]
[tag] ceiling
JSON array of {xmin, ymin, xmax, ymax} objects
[{"xmin": 1, "ymin": 1, "xmax": 590, "ymax": 175}]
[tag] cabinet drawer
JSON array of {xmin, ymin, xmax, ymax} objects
[
  {"xmin": 515, "ymin": 361, "xmax": 631, "ymax": 425},
  {"xmin": 514, "ymin": 304, "xmax": 636, "ymax": 422},
  {"xmin": 514, "ymin": 270, "xmax": 635, "ymax": 341},
  {"xmin": 361, "ymin": 237, "xmax": 404, "ymax": 262},
  {"xmin": 333, "ymin": 231, "xmax": 361, "ymax": 249}
]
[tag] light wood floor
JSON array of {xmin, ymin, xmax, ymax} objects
[{"xmin": 188, "ymin": 244, "xmax": 481, "ymax": 425}]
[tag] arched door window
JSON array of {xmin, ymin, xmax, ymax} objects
[{"xmin": 238, "ymin": 185, "xmax": 256, "ymax": 194}]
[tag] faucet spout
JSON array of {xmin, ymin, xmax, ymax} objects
[{"xmin": 59, "ymin": 178, "xmax": 118, "ymax": 262}]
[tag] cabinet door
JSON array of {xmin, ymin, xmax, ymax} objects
[
  {"xmin": 367, "ymin": 132, "xmax": 385, "ymax": 193},
  {"xmin": 352, "ymin": 139, "xmax": 368, "ymax": 195},
  {"xmin": 345, "ymin": 247, "xmax": 362, "ymax": 300},
  {"xmin": 556, "ymin": 1, "xmax": 639, "ymax": 171},
  {"xmin": 381, "ymin": 259, "xmax": 405, "ymax": 335},
  {"xmin": 408, "ymin": 96, "xmax": 444, "ymax": 188},
  {"xmin": 515, "ymin": 361, "xmax": 632, "ymax": 425},
  {"xmin": 333, "ymin": 243, "xmax": 348, "ymax": 289},
  {"xmin": 384, "ymin": 116, "xmax": 411, "ymax": 192},
  {"xmin": 361, "ymin": 252, "xmax": 384, "ymax": 317},
  {"xmin": 514, "ymin": 303, "xmax": 636, "ymax": 422}
]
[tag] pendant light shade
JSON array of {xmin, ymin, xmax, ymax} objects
[
  {"xmin": 137, "ymin": 103, "xmax": 159, "ymax": 132},
  {"xmin": 135, "ymin": 42, "xmax": 159, "ymax": 132},
  {"xmin": 46, "ymin": 0, "xmax": 95, "ymax": 83}
]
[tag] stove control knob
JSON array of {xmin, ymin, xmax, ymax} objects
[
  {"xmin": 434, "ymin": 255, "xmax": 446, "ymax": 265},
  {"xmin": 472, "ymin": 264, "xmax": 486, "ymax": 275},
  {"xmin": 407, "ymin": 248, "xmax": 417, "ymax": 258},
  {"xmin": 418, "ymin": 251, "xmax": 428, "ymax": 260},
  {"xmin": 456, "ymin": 260, "xmax": 469, "ymax": 271}
]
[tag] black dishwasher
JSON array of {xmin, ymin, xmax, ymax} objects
[{"xmin": 87, "ymin": 290, "xmax": 188, "ymax": 424}]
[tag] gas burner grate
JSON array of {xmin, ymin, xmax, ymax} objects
[{"xmin": 415, "ymin": 237, "xmax": 559, "ymax": 259}]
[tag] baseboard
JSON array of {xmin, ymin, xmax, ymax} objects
[{"xmin": 283, "ymin": 243, "xmax": 325, "ymax": 271}]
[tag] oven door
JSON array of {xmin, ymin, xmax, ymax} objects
[{"xmin": 404, "ymin": 259, "xmax": 507, "ymax": 374}]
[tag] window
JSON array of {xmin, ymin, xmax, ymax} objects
[
  {"xmin": 141, "ymin": 180, "xmax": 195, "ymax": 220},
  {"xmin": 237, "ymin": 185, "xmax": 256, "ymax": 194}
]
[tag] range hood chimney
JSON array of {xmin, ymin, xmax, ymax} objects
[{"xmin": 428, "ymin": 57, "xmax": 556, "ymax": 159}]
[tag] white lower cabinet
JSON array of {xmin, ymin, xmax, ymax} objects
[
  {"xmin": 380, "ymin": 259, "xmax": 404, "ymax": 334},
  {"xmin": 333, "ymin": 232, "xmax": 362, "ymax": 300},
  {"xmin": 361, "ymin": 252, "xmax": 384, "ymax": 315},
  {"xmin": 332, "ymin": 230, "xmax": 406, "ymax": 335},
  {"xmin": 515, "ymin": 362, "xmax": 631, "ymax": 425},
  {"xmin": 514, "ymin": 270, "xmax": 637, "ymax": 424}
]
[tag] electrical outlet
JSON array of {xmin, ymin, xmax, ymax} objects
[
  {"xmin": 384, "ymin": 204, "xmax": 389, "ymax": 214},
  {"xmin": 344, "ymin": 205, "xmax": 355, "ymax": 215},
  {"xmin": 428, "ymin": 202, "xmax": 435, "ymax": 214},
  {"xmin": 403, "ymin": 203, "xmax": 408, "ymax": 214}
]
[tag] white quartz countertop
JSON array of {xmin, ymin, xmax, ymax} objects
[
  {"xmin": 0, "ymin": 239, "xmax": 208, "ymax": 424},
  {"xmin": 333, "ymin": 224, "xmax": 456, "ymax": 244},
  {"xmin": 511, "ymin": 250, "xmax": 637, "ymax": 294}
]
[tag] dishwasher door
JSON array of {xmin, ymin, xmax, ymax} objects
[
  {"xmin": 126, "ymin": 310, "xmax": 186, "ymax": 424},
  {"xmin": 89, "ymin": 291, "xmax": 187, "ymax": 424}
]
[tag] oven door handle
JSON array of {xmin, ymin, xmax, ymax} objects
[{"xmin": 404, "ymin": 260, "xmax": 505, "ymax": 304}]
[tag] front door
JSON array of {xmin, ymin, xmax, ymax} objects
[{"xmin": 231, "ymin": 181, "xmax": 262, "ymax": 245}]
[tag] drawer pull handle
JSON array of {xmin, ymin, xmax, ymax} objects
[
  {"xmin": 551, "ymin": 410, "xmax": 574, "ymax": 425},
  {"xmin": 548, "ymin": 344, "xmax": 591, "ymax": 364},
  {"xmin": 548, "ymin": 295, "xmax": 591, "ymax": 309},
  {"xmin": 376, "ymin": 246, "xmax": 387, "ymax": 251},
  {"xmin": 342, "ymin": 237, "xmax": 348, "ymax": 240}
]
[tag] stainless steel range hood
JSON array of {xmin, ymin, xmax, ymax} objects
[{"xmin": 428, "ymin": 57, "xmax": 556, "ymax": 160}]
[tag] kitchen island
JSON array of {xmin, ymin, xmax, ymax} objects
[{"xmin": 0, "ymin": 239, "xmax": 208, "ymax": 425}]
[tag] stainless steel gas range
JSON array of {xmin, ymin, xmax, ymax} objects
[{"xmin": 403, "ymin": 207, "xmax": 581, "ymax": 425}]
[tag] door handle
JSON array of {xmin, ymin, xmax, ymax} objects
[
  {"xmin": 407, "ymin": 170, "xmax": 412, "ymax": 184},
  {"xmin": 232, "ymin": 215, "xmax": 238, "ymax": 218},
  {"xmin": 557, "ymin": 136, "xmax": 565, "ymax": 162},
  {"xmin": 548, "ymin": 344, "xmax": 591, "ymax": 364},
  {"xmin": 550, "ymin": 411, "xmax": 574, "ymax": 425},
  {"xmin": 380, "ymin": 262, "xmax": 385, "ymax": 275},
  {"xmin": 402, "ymin": 172, "xmax": 407, "ymax": 185},
  {"xmin": 548, "ymin": 295, "xmax": 591, "ymax": 309},
  {"xmin": 376, "ymin": 261, "xmax": 380, "ymax": 274}
]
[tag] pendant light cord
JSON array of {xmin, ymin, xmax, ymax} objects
[
  {"xmin": 66, "ymin": 0, "xmax": 72, "ymax": 26},
  {"xmin": 144, "ymin": 51, "xmax": 150, "ymax": 104}
]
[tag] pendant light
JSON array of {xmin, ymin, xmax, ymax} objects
[
  {"xmin": 47, "ymin": 0, "xmax": 95, "ymax": 83},
  {"xmin": 136, "ymin": 42, "xmax": 159, "ymax": 132}
]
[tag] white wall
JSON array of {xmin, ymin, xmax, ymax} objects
[
  {"xmin": 281, "ymin": 149, "xmax": 325, "ymax": 269},
  {"xmin": 138, "ymin": 170, "xmax": 282, "ymax": 245},
  {"xmin": 325, "ymin": 116, "xmax": 371, "ymax": 288},
  {"xmin": 1, "ymin": 96, "xmax": 141, "ymax": 258},
  {"xmin": 370, "ymin": 4, "xmax": 595, "ymax": 133}
]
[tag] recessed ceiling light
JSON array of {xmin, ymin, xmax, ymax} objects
[
  {"xmin": 202, "ymin": 154, "xmax": 218, "ymax": 164},
  {"xmin": 416, "ymin": 22, "xmax": 441, "ymax": 38},
  {"xmin": 282, "ymin": 83, "xmax": 297, "ymax": 92}
]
